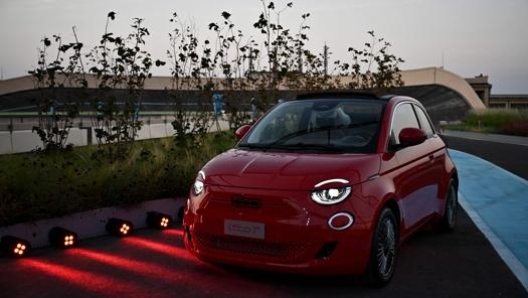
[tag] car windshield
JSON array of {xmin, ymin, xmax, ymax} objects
[{"xmin": 238, "ymin": 98, "xmax": 385, "ymax": 153}]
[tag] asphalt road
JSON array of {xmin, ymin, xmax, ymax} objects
[
  {"xmin": 442, "ymin": 133, "xmax": 528, "ymax": 180},
  {"xmin": 1, "ymin": 208, "xmax": 526, "ymax": 298},
  {"xmin": 1, "ymin": 134, "xmax": 527, "ymax": 297}
]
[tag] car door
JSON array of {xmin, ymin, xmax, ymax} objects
[
  {"xmin": 413, "ymin": 104, "xmax": 447, "ymax": 214},
  {"xmin": 390, "ymin": 103, "xmax": 437, "ymax": 230}
]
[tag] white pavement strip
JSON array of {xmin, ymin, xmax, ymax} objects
[{"xmin": 459, "ymin": 192, "xmax": 528, "ymax": 292}]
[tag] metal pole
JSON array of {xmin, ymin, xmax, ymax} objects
[{"xmin": 9, "ymin": 117, "xmax": 13, "ymax": 153}]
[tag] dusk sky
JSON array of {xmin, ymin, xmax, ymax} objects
[{"xmin": 1, "ymin": 0, "xmax": 527, "ymax": 94}]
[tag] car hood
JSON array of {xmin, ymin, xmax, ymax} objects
[{"xmin": 201, "ymin": 149, "xmax": 381, "ymax": 190}]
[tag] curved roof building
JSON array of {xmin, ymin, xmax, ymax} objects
[{"xmin": 0, "ymin": 67, "xmax": 485, "ymax": 124}]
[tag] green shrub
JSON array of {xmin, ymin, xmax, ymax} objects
[
  {"xmin": 465, "ymin": 109, "xmax": 528, "ymax": 127},
  {"xmin": 0, "ymin": 132, "xmax": 236, "ymax": 226},
  {"xmin": 446, "ymin": 109, "xmax": 528, "ymax": 135}
]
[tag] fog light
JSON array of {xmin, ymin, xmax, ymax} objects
[
  {"xmin": 315, "ymin": 241, "xmax": 338, "ymax": 259},
  {"xmin": 1, "ymin": 235, "xmax": 31, "ymax": 257},
  {"xmin": 146, "ymin": 211, "xmax": 172, "ymax": 229},
  {"xmin": 328, "ymin": 212, "xmax": 354, "ymax": 231},
  {"xmin": 106, "ymin": 218, "xmax": 134, "ymax": 237},
  {"xmin": 49, "ymin": 227, "xmax": 77, "ymax": 249}
]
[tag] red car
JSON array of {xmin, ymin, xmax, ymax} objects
[{"xmin": 183, "ymin": 92, "xmax": 458, "ymax": 287}]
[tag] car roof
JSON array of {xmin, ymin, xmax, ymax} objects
[
  {"xmin": 295, "ymin": 92, "xmax": 426, "ymax": 107},
  {"xmin": 295, "ymin": 92, "xmax": 382, "ymax": 101}
]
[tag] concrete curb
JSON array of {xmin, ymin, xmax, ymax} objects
[{"xmin": 0, "ymin": 197, "xmax": 186, "ymax": 249}]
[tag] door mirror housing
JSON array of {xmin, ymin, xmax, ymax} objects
[
  {"xmin": 235, "ymin": 125, "xmax": 252, "ymax": 140},
  {"xmin": 398, "ymin": 127, "xmax": 427, "ymax": 148}
]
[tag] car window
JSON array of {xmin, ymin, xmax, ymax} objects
[
  {"xmin": 390, "ymin": 103, "xmax": 419, "ymax": 145},
  {"xmin": 413, "ymin": 105, "xmax": 435, "ymax": 136},
  {"xmin": 247, "ymin": 102, "xmax": 309, "ymax": 144},
  {"xmin": 240, "ymin": 99, "xmax": 384, "ymax": 153}
]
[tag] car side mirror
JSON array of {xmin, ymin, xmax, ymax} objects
[
  {"xmin": 235, "ymin": 125, "xmax": 252, "ymax": 140},
  {"xmin": 398, "ymin": 127, "xmax": 427, "ymax": 148}
]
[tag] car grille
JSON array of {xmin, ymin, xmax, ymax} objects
[{"xmin": 194, "ymin": 232, "xmax": 309, "ymax": 259}]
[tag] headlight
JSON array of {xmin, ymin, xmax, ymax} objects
[
  {"xmin": 311, "ymin": 187, "xmax": 351, "ymax": 205},
  {"xmin": 311, "ymin": 178, "xmax": 351, "ymax": 205},
  {"xmin": 192, "ymin": 171, "xmax": 205, "ymax": 196}
]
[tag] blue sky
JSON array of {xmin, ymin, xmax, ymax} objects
[{"xmin": 1, "ymin": 0, "xmax": 527, "ymax": 94}]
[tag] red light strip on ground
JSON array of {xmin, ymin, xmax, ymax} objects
[
  {"xmin": 73, "ymin": 249, "xmax": 187, "ymax": 282},
  {"xmin": 20, "ymin": 259, "xmax": 146, "ymax": 296},
  {"xmin": 121, "ymin": 237, "xmax": 193, "ymax": 261},
  {"xmin": 163, "ymin": 229, "xmax": 184, "ymax": 237}
]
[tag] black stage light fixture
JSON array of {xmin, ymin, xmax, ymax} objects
[
  {"xmin": 146, "ymin": 211, "xmax": 172, "ymax": 229},
  {"xmin": 106, "ymin": 218, "xmax": 134, "ymax": 237},
  {"xmin": 1, "ymin": 235, "xmax": 31, "ymax": 258},
  {"xmin": 49, "ymin": 227, "xmax": 78, "ymax": 249}
]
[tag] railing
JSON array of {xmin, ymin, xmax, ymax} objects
[{"xmin": 0, "ymin": 112, "xmax": 231, "ymax": 154}]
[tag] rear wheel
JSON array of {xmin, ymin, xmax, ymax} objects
[
  {"xmin": 362, "ymin": 207, "xmax": 398, "ymax": 288},
  {"xmin": 436, "ymin": 179, "xmax": 458, "ymax": 232}
]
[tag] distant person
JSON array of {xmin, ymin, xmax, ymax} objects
[
  {"xmin": 251, "ymin": 97, "xmax": 259, "ymax": 121},
  {"xmin": 133, "ymin": 102, "xmax": 140, "ymax": 122},
  {"xmin": 212, "ymin": 93, "xmax": 224, "ymax": 120}
]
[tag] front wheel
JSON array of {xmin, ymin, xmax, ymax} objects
[
  {"xmin": 436, "ymin": 179, "xmax": 458, "ymax": 232},
  {"xmin": 362, "ymin": 207, "xmax": 398, "ymax": 288}
]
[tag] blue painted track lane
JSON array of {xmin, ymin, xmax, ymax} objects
[{"xmin": 449, "ymin": 149, "xmax": 528, "ymax": 291}]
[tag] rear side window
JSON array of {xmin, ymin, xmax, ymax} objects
[
  {"xmin": 413, "ymin": 105, "xmax": 434, "ymax": 136},
  {"xmin": 390, "ymin": 103, "xmax": 419, "ymax": 145}
]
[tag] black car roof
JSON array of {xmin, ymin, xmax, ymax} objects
[{"xmin": 295, "ymin": 92, "xmax": 389, "ymax": 101}]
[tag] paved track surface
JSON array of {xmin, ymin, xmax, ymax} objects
[
  {"xmin": 0, "ymin": 213, "xmax": 527, "ymax": 298},
  {"xmin": 442, "ymin": 132, "xmax": 528, "ymax": 180}
]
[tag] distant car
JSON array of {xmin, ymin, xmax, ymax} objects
[{"xmin": 183, "ymin": 92, "xmax": 458, "ymax": 287}]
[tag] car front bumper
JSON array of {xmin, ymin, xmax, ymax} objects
[{"xmin": 183, "ymin": 185, "xmax": 375, "ymax": 275}]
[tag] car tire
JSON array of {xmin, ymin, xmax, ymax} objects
[
  {"xmin": 362, "ymin": 207, "xmax": 398, "ymax": 288},
  {"xmin": 435, "ymin": 179, "xmax": 458, "ymax": 232}
]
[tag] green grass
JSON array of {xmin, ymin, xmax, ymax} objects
[
  {"xmin": 0, "ymin": 132, "xmax": 237, "ymax": 227},
  {"xmin": 443, "ymin": 109, "xmax": 528, "ymax": 136}
]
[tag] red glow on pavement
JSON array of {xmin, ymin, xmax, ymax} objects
[
  {"xmin": 163, "ymin": 229, "xmax": 184, "ymax": 237},
  {"xmin": 122, "ymin": 237, "xmax": 193, "ymax": 260},
  {"xmin": 73, "ymin": 249, "xmax": 187, "ymax": 282},
  {"xmin": 20, "ymin": 258, "xmax": 148, "ymax": 296}
]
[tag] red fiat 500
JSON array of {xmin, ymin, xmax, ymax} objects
[{"xmin": 183, "ymin": 92, "xmax": 458, "ymax": 287}]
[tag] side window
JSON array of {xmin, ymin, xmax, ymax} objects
[
  {"xmin": 391, "ymin": 103, "xmax": 419, "ymax": 145},
  {"xmin": 414, "ymin": 105, "xmax": 435, "ymax": 136}
]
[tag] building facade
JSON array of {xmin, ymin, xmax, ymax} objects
[{"xmin": 465, "ymin": 75, "xmax": 528, "ymax": 109}]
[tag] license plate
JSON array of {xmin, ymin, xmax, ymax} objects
[{"xmin": 224, "ymin": 219, "xmax": 265, "ymax": 239}]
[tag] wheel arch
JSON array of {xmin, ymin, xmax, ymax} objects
[
  {"xmin": 382, "ymin": 199, "xmax": 401, "ymax": 241},
  {"xmin": 451, "ymin": 170, "xmax": 459, "ymax": 189}
]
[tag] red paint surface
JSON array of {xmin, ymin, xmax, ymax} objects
[{"xmin": 184, "ymin": 95, "xmax": 457, "ymax": 275}]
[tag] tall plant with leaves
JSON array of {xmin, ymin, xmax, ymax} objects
[
  {"xmin": 166, "ymin": 13, "xmax": 215, "ymax": 146},
  {"xmin": 28, "ymin": 33, "xmax": 86, "ymax": 152},
  {"xmin": 249, "ymin": 2, "xmax": 335, "ymax": 99},
  {"xmin": 334, "ymin": 30, "xmax": 405, "ymax": 92},
  {"xmin": 87, "ymin": 12, "xmax": 164, "ymax": 158},
  {"xmin": 207, "ymin": 11, "xmax": 260, "ymax": 129},
  {"xmin": 249, "ymin": 2, "xmax": 405, "ymax": 94}
]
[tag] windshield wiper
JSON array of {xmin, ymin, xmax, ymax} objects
[
  {"xmin": 237, "ymin": 143, "xmax": 273, "ymax": 150},
  {"xmin": 283, "ymin": 143, "xmax": 345, "ymax": 152},
  {"xmin": 238, "ymin": 142, "xmax": 344, "ymax": 152}
]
